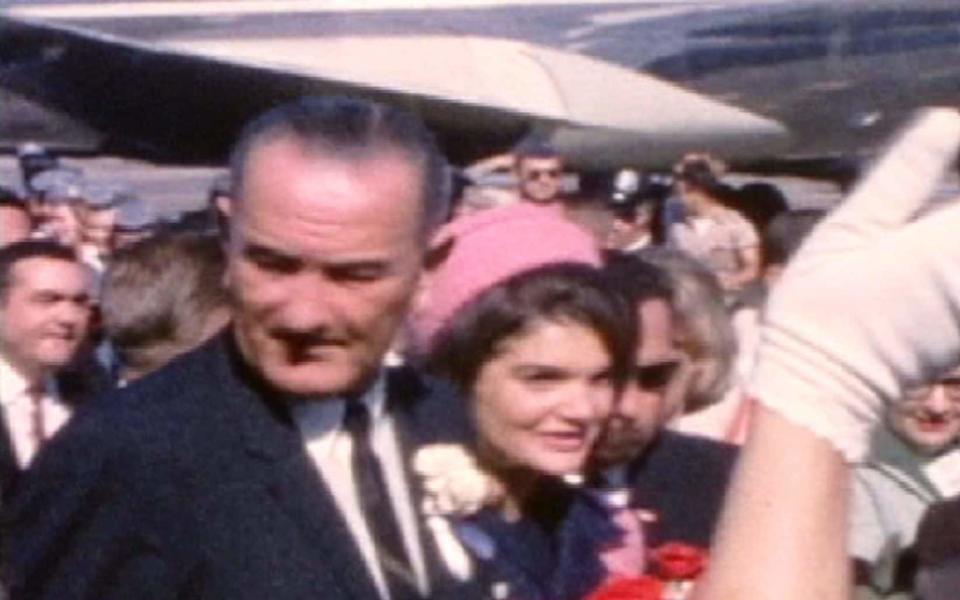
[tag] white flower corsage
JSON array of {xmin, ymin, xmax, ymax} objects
[
  {"xmin": 413, "ymin": 443, "xmax": 504, "ymax": 517},
  {"xmin": 412, "ymin": 444, "xmax": 504, "ymax": 581}
]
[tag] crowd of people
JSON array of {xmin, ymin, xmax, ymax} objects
[{"xmin": 0, "ymin": 96, "xmax": 958, "ymax": 600}]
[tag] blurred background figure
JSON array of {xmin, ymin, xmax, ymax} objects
[
  {"xmin": 112, "ymin": 196, "xmax": 160, "ymax": 249},
  {"xmin": 27, "ymin": 169, "xmax": 85, "ymax": 247},
  {"xmin": 0, "ymin": 188, "xmax": 32, "ymax": 248},
  {"xmin": 730, "ymin": 208, "xmax": 826, "ymax": 381},
  {"xmin": 751, "ymin": 208, "xmax": 826, "ymax": 297},
  {"xmin": 100, "ymin": 232, "xmax": 229, "ymax": 385},
  {"xmin": 728, "ymin": 181, "xmax": 789, "ymax": 236},
  {"xmin": 205, "ymin": 173, "xmax": 231, "ymax": 234},
  {"xmin": 850, "ymin": 367, "xmax": 960, "ymax": 600},
  {"xmin": 513, "ymin": 140, "xmax": 566, "ymax": 206},
  {"xmin": 603, "ymin": 168, "xmax": 649, "ymax": 251},
  {"xmin": 639, "ymin": 247, "xmax": 736, "ymax": 423},
  {"xmin": 914, "ymin": 482, "xmax": 960, "ymax": 600},
  {"xmin": 16, "ymin": 143, "xmax": 59, "ymax": 194},
  {"xmin": 602, "ymin": 168, "xmax": 673, "ymax": 252},
  {"xmin": 453, "ymin": 168, "xmax": 517, "ymax": 219},
  {"xmin": 75, "ymin": 182, "xmax": 130, "ymax": 273},
  {"xmin": 671, "ymin": 208, "xmax": 829, "ymax": 445},
  {"xmin": 669, "ymin": 155, "xmax": 761, "ymax": 296}
]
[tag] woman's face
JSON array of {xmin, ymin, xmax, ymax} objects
[{"xmin": 471, "ymin": 318, "xmax": 615, "ymax": 478}]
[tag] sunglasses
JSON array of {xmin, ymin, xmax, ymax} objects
[
  {"xmin": 524, "ymin": 168, "xmax": 562, "ymax": 181},
  {"xmin": 906, "ymin": 377, "xmax": 960, "ymax": 401},
  {"xmin": 634, "ymin": 360, "xmax": 681, "ymax": 390}
]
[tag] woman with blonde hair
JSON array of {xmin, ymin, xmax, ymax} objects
[{"xmin": 638, "ymin": 247, "xmax": 736, "ymax": 420}]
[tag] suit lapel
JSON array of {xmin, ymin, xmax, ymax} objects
[
  {"xmin": 266, "ymin": 450, "xmax": 380, "ymax": 600},
  {"xmin": 217, "ymin": 334, "xmax": 381, "ymax": 600},
  {"xmin": 0, "ymin": 406, "xmax": 19, "ymax": 499},
  {"xmin": 387, "ymin": 368, "xmax": 485, "ymax": 599},
  {"xmin": 386, "ymin": 369, "xmax": 442, "ymax": 591}
]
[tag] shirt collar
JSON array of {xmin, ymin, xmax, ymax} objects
[
  {"xmin": 0, "ymin": 355, "xmax": 52, "ymax": 406},
  {"xmin": 292, "ymin": 369, "xmax": 388, "ymax": 458}
]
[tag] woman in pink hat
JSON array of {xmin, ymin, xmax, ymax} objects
[{"xmin": 408, "ymin": 204, "xmax": 638, "ymax": 600}]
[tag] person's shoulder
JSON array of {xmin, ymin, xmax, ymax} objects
[
  {"xmin": 94, "ymin": 335, "xmax": 226, "ymax": 415},
  {"xmin": 42, "ymin": 335, "xmax": 234, "ymax": 468},
  {"xmin": 656, "ymin": 430, "xmax": 739, "ymax": 457},
  {"xmin": 639, "ymin": 430, "xmax": 740, "ymax": 477}
]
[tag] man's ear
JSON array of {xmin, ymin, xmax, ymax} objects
[
  {"xmin": 216, "ymin": 195, "xmax": 233, "ymax": 220},
  {"xmin": 424, "ymin": 236, "xmax": 455, "ymax": 271},
  {"xmin": 216, "ymin": 195, "xmax": 234, "ymax": 246},
  {"xmin": 412, "ymin": 236, "xmax": 456, "ymax": 316}
]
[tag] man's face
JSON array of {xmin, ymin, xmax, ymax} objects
[
  {"xmin": 28, "ymin": 196, "xmax": 54, "ymax": 224},
  {"xmin": 517, "ymin": 156, "xmax": 564, "ymax": 204},
  {"xmin": 595, "ymin": 298, "xmax": 685, "ymax": 466},
  {"xmin": 0, "ymin": 205, "xmax": 32, "ymax": 247},
  {"xmin": 80, "ymin": 206, "xmax": 117, "ymax": 253},
  {"xmin": 888, "ymin": 367, "xmax": 960, "ymax": 456},
  {"xmin": 45, "ymin": 203, "xmax": 81, "ymax": 247},
  {"xmin": 225, "ymin": 138, "xmax": 427, "ymax": 397},
  {"xmin": 604, "ymin": 204, "xmax": 653, "ymax": 250},
  {"xmin": 0, "ymin": 257, "xmax": 92, "ymax": 378}
]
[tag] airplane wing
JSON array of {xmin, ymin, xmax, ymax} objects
[{"xmin": 0, "ymin": 11, "xmax": 790, "ymax": 168}]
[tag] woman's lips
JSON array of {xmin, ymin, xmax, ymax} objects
[{"xmin": 540, "ymin": 430, "xmax": 589, "ymax": 452}]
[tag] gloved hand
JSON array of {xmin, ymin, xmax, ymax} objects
[{"xmin": 748, "ymin": 108, "xmax": 960, "ymax": 462}]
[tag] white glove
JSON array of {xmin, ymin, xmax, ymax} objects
[{"xmin": 748, "ymin": 108, "xmax": 960, "ymax": 462}]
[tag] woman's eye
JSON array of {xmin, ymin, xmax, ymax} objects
[{"xmin": 516, "ymin": 368, "xmax": 564, "ymax": 384}]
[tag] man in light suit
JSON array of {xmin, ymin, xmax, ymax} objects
[{"xmin": 5, "ymin": 97, "xmax": 478, "ymax": 600}]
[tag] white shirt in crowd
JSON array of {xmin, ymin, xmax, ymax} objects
[
  {"xmin": 293, "ymin": 372, "xmax": 429, "ymax": 600},
  {"xmin": 0, "ymin": 357, "xmax": 72, "ymax": 467}
]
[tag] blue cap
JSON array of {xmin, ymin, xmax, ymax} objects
[
  {"xmin": 113, "ymin": 197, "xmax": 158, "ymax": 232},
  {"xmin": 29, "ymin": 169, "xmax": 85, "ymax": 204},
  {"xmin": 81, "ymin": 182, "xmax": 131, "ymax": 210}
]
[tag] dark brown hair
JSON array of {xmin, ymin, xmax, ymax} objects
[{"xmin": 427, "ymin": 263, "xmax": 634, "ymax": 392}]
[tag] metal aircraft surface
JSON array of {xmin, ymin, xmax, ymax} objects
[{"xmin": 2, "ymin": 0, "xmax": 960, "ymax": 171}]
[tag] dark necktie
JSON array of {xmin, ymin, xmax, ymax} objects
[
  {"xmin": 343, "ymin": 401, "xmax": 421, "ymax": 600},
  {"xmin": 28, "ymin": 386, "xmax": 45, "ymax": 446}
]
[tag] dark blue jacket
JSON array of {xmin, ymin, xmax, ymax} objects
[
  {"xmin": 4, "ymin": 332, "xmax": 481, "ymax": 600},
  {"xmin": 628, "ymin": 431, "xmax": 739, "ymax": 548},
  {"xmin": 459, "ymin": 479, "xmax": 614, "ymax": 600}
]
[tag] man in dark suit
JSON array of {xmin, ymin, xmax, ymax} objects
[
  {"xmin": 0, "ymin": 241, "xmax": 97, "ymax": 498},
  {"xmin": 5, "ymin": 97, "xmax": 478, "ymax": 600},
  {"xmin": 596, "ymin": 252, "xmax": 738, "ymax": 548}
]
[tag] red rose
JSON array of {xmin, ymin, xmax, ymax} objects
[
  {"xmin": 650, "ymin": 542, "xmax": 708, "ymax": 580},
  {"xmin": 587, "ymin": 576, "xmax": 664, "ymax": 600}
]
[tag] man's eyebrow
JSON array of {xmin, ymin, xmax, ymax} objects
[
  {"xmin": 31, "ymin": 287, "xmax": 89, "ymax": 301},
  {"xmin": 244, "ymin": 242, "xmax": 298, "ymax": 261}
]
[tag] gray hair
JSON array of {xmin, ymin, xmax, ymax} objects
[
  {"xmin": 639, "ymin": 246, "xmax": 737, "ymax": 412},
  {"xmin": 228, "ymin": 96, "xmax": 451, "ymax": 233}
]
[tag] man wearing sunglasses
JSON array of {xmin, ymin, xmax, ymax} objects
[
  {"xmin": 593, "ymin": 252, "xmax": 739, "ymax": 548},
  {"xmin": 514, "ymin": 141, "xmax": 565, "ymax": 205}
]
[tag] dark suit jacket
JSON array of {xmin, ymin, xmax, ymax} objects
[
  {"xmin": 627, "ymin": 431, "xmax": 739, "ymax": 548},
  {"xmin": 4, "ymin": 332, "xmax": 481, "ymax": 600}
]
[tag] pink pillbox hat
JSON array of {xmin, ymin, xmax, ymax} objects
[{"xmin": 408, "ymin": 202, "xmax": 601, "ymax": 354}]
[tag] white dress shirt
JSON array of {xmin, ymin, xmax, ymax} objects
[
  {"xmin": 292, "ymin": 372, "xmax": 429, "ymax": 599},
  {"xmin": 0, "ymin": 357, "xmax": 72, "ymax": 467}
]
